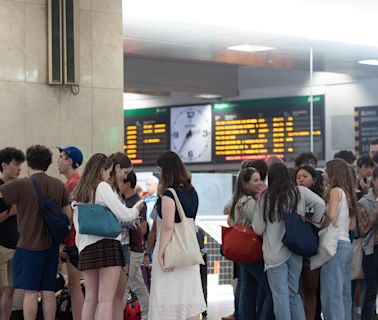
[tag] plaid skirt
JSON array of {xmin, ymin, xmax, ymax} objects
[{"xmin": 78, "ymin": 239, "xmax": 125, "ymax": 271}]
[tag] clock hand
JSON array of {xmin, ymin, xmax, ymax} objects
[{"xmin": 178, "ymin": 129, "xmax": 192, "ymax": 153}]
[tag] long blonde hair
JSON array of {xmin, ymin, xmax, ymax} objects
[
  {"xmin": 72, "ymin": 153, "xmax": 113, "ymax": 203},
  {"xmin": 324, "ymin": 159, "xmax": 357, "ymax": 216}
]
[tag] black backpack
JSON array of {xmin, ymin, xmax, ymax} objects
[{"xmin": 30, "ymin": 176, "xmax": 70, "ymax": 243}]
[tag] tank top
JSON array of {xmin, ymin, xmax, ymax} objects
[{"xmin": 335, "ymin": 189, "xmax": 351, "ymax": 242}]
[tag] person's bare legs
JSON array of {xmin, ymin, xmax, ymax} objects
[
  {"xmin": 113, "ymin": 266, "xmax": 128, "ymax": 320},
  {"xmin": 41, "ymin": 290, "xmax": 57, "ymax": 320},
  {"xmin": 301, "ymin": 266, "xmax": 320, "ymax": 320},
  {"xmin": 23, "ymin": 290, "xmax": 39, "ymax": 320},
  {"xmin": 67, "ymin": 260, "xmax": 84, "ymax": 320},
  {"xmin": 97, "ymin": 266, "xmax": 122, "ymax": 320},
  {"xmin": 82, "ymin": 269, "xmax": 99, "ymax": 320},
  {"xmin": 0, "ymin": 286, "xmax": 14, "ymax": 320}
]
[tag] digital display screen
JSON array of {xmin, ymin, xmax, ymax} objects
[
  {"xmin": 354, "ymin": 106, "xmax": 378, "ymax": 154},
  {"xmin": 124, "ymin": 95, "xmax": 325, "ymax": 166},
  {"xmin": 124, "ymin": 107, "xmax": 170, "ymax": 166},
  {"xmin": 213, "ymin": 95, "xmax": 325, "ymax": 162}
]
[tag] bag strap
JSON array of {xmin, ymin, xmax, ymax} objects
[
  {"xmin": 30, "ymin": 176, "xmax": 43, "ymax": 203},
  {"xmin": 166, "ymin": 188, "xmax": 187, "ymax": 222},
  {"xmin": 236, "ymin": 197, "xmax": 253, "ymax": 225}
]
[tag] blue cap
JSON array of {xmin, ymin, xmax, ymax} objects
[{"xmin": 57, "ymin": 146, "xmax": 83, "ymax": 168}]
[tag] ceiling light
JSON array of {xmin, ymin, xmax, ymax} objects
[
  {"xmin": 358, "ymin": 59, "xmax": 378, "ymax": 66},
  {"xmin": 227, "ymin": 45, "xmax": 275, "ymax": 52},
  {"xmin": 196, "ymin": 94, "xmax": 222, "ymax": 99}
]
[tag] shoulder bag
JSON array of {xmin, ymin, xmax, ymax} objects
[
  {"xmin": 282, "ymin": 211, "xmax": 320, "ymax": 257},
  {"xmin": 310, "ymin": 189, "xmax": 342, "ymax": 270},
  {"xmin": 76, "ymin": 202, "xmax": 121, "ymax": 238},
  {"xmin": 221, "ymin": 198, "xmax": 263, "ymax": 264},
  {"xmin": 163, "ymin": 188, "xmax": 205, "ymax": 268}
]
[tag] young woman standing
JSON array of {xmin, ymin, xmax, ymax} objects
[
  {"xmin": 252, "ymin": 163, "xmax": 325, "ymax": 320},
  {"xmin": 230, "ymin": 167, "xmax": 274, "ymax": 320},
  {"xmin": 72, "ymin": 153, "xmax": 140, "ymax": 320},
  {"xmin": 148, "ymin": 151, "xmax": 206, "ymax": 320},
  {"xmin": 296, "ymin": 165, "xmax": 323, "ymax": 320},
  {"xmin": 320, "ymin": 159, "xmax": 357, "ymax": 320},
  {"xmin": 356, "ymin": 166, "xmax": 378, "ymax": 320}
]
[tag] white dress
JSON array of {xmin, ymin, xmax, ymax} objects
[{"xmin": 148, "ymin": 217, "xmax": 207, "ymax": 320}]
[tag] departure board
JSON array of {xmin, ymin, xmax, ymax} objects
[
  {"xmin": 213, "ymin": 95, "xmax": 325, "ymax": 163},
  {"xmin": 354, "ymin": 106, "xmax": 378, "ymax": 154},
  {"xmin": 124, "ymin": 107, "xmax": 170, "ymax": 166}
]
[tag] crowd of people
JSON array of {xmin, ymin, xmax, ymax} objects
[
  {"xmin": 0, "ymin": 140, "xmax": 377, "ymax": 320},
  {"xmin": 223, "ymin": 139, "xmax": 378, "ymax": 320},
  {"xmin": 0, "ymin": 146, "xmax": 206, "ymax": 320}
]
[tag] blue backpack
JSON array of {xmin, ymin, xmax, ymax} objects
[{"xmin": 30, "ymin": 176, "xmax": 70, "ymax": 243}]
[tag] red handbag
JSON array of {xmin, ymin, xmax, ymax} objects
[{"xmin": 221, "ymin": 198, "xmax": 263, "ymax": 264}]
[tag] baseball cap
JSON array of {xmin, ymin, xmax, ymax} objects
[{"xmin": 57, "ymin": 146, "xmax": 83, "ymax": 168}]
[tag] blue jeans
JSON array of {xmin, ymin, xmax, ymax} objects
[
  {"xmin": 234, "ymin": 263, "xmax": 241, "ymax": 320},
  {"xmin": 321, "ymin": 240, "xmax": 352, "ymax": 320},
  {"xmin": 239, "ymin": 261, "xmax": 274, "ymax": 320},
  {"xmin": 266, "ymin": 254, "xmax": 305, "ymax": 320},
  {"xmin": 361, "ymin": 245, "xmax": 378, "ymax": 320}
]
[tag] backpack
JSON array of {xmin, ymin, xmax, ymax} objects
[{"xmin": 30, "ymin": 176, "xmax": 70, "ymax": 243}]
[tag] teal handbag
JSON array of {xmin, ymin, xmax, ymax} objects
[{"xmin": 77, "ymin": 203, "xmax": 121, "ymax": 238}]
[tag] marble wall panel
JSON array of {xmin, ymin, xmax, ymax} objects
[
  {"xmin": 11, "ymin": 1, "xmax": 45, "ymax": 5},
  {"xmin": 92, "ymin": 0, "xmax": 121, "ymax": 14},
  {"xmin": 80, "ymin": 0, "xmax": 91, "ymax": 11},
  {"xmin": 59, "ymin": 86, "xmax": 93, "ymax": 162},
  {"xmin": 0, "ymin": 81, "xmax": 26, "ymax": 149},
  {"xmin": 0, "ymin": 1, "xmax": 25, "ymax": 81},
  {"xmin": 26, "ymin": 3, "xmax": 47, "ymax": 83},
  {"xmin": 80, "ymin": 10, "xmax": 92, "ymax": 87},
  {"xmin": 92, "ymin": 88, "xmax": 123, "ymax": 155},
  {"xmin": 26, "ymin": 83, "xmax": 60, "ymax": 147},
  {"xmin": 92, "ymin": 11, "xmax": 123, "ymax": 89}
]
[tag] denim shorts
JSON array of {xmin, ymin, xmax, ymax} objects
[
  {"xmin": 122, "ymin": 244, "xmax": 130, "ymax": 265},
  {"xmin": 12, "ymin": 243, "xmax": 59, "ymax": 291}
]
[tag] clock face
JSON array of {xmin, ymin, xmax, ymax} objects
[{"xmin": 170, "ymin": 104, "xmax": 212, "ymax": 163}]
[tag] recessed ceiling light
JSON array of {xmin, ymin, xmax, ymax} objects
[
  {"xmin": 196, "ymin": 94, "xmax": 222, "ymax": 99},
  {"xmin": 358, "ymin": 59, "xmax": 378, "ymax": 66},
  {"xmin": 227, "ymin": 44, "xmax": 276, "ymax": 52}
]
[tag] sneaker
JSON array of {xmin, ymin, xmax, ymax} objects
[{"xmin": 221, "ymin": 314, "xmax": 235, "ymax": 320}]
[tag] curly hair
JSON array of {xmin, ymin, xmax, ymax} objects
[
  {"xmin": 0, "ymin": 147, "xmax": 25, "ymax": 172},
  {"xmin": 26, "ymin": 145, "xmax": 52, "ymax": 171}
]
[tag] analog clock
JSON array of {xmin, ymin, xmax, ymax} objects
[{"xmin": 170, "ymin": 104, "xmax": 212, "ymax": 163}]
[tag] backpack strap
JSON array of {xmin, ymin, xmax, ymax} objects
[{"xmin": 30, "ymin": 175, "xmax": 43, "ymax": 203}]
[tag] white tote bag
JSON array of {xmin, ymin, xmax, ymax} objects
[
  {"xmin": 163, "ymin": 188, "xmax": 205, "ymax": 268},
  {"xmin": 310, "ymin": 189, "xmax": 346, "ymax": 270},
  {"xmin": 310, "ymin": 221, "xmax": 339, "ymax": 270},
  {"xmin": 351, "ymin": 237, "xmax": 364, "ymax": 280}
]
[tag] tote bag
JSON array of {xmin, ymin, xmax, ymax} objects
[
  {"xmin": 351, "ymin": 237, "xmax": 364, "ymax": 280},
  {"xmin": 77, "ymin": 203, "xmax": 121, "ymax": 238},
  {"xmin": 163, "ymin": 188, "xmax": 205, "ymax": 268},
  {"xmin": 282, "ymin": 212, "xmax": 319, "ymax": 257},
  {"xmin": 310, "ymin": 189, "xmax": 344, "ymax": 270},
  {"xmin": 309, "ymin": 222, "xmax": 339, "ymax": 270},
  {"xmin": 221, "ymin": 198, "xmax": 263, "ymax": 264}
]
